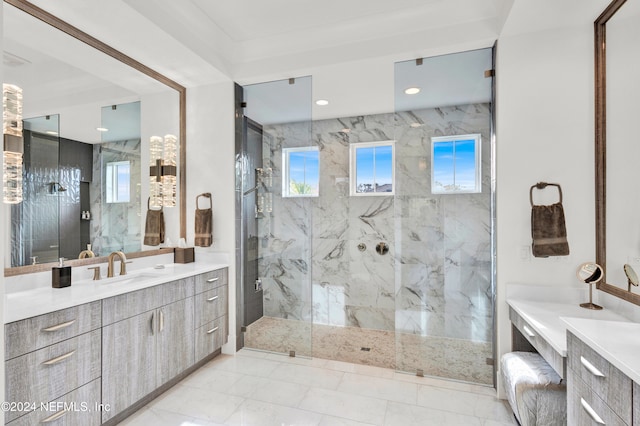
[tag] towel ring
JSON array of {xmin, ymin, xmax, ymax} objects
[
  {"xmin": 197, "ymin": 193, "xmax": 212, "ymax": 210},
  {"xmin": 147, "ymin": 197, "xmax": 163, "ymax": 211},
  {"xmin": 529, "ymin": 182, "xmax": 563, "ymax": 206}
]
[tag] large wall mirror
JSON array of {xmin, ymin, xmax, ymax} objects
[
  {"xmin": 3, "ymin": 0, "xmax": 186, "ymax": 275},
  {"xmin": 595, "ymin": 0, "xmax": 640, "ymax": 304}
]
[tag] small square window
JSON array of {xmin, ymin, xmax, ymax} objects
[
  {"xmin": 350, "ymin": 141, "xmax": 395, "ymax": 196},
  {"xmin": 105, "ymin": 160, "xmax": 131, "ymax": 203},
  {"xmin": 431, "ymin": 134, "xmax": 481, "ymax": 194},
  {"xmin": 282, "ymin": 147, "xmax": 319, "ymax": 197}
]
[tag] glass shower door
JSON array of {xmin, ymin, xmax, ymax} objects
[
  {"xmin": 239, "ymin": 76, "xmax": 314, "ymax": 357},
  {"xmin": 393, "ymin": 48, "xmax": 495, "ymax": 385}
]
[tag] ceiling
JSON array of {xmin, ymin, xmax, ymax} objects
[{"xmin": 5, "ymin": 0, "xmax": 615, "ymax": 124}]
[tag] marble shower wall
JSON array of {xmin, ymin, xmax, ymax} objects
[{"xmin": 258, "ymin": 103, "xmax": 492, "ymax": 362}]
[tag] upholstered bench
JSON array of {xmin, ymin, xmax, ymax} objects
[{"xmin": 500, "ymin": 351, "xmax": 567, "ymax": 426}]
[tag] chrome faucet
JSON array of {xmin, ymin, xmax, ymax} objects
[{"xmin": 107, "ymin": 251, "xmax": 128, "ymax": 278}]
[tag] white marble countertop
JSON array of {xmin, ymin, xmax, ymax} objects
[
  {"xmin": 507, "ymin": 299, "xmax": 629, "ymax": 356},
  {"xmin": 4, "ymin": 261, "xmax": 229, "ymax": 324},
  {"xmin": 563, "ymin": 317, "xmax": 640, "ymax": 384}
]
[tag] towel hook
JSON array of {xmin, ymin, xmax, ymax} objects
[
  {"xmin": 530, "ymin": 182, "xmax": 563, "ymax": 206},
  {"xmin": 196, "ymin": 193, "xmax": 212, "ymax": 210}
]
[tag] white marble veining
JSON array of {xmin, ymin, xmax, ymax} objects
[
  {"xmin": 563, "ymin": 317, "xmax": 640, "ymax": 384},
  {"xmin": 4, "ymin": 259, "xmax": 228, "ymax": 323},
  {"xmin": 252, "ymin": 103, "xmax": 493, "ymax": 383},
  {"xmin": 507, "ymin": 299, "xmax": 630, "ymax": 356}
]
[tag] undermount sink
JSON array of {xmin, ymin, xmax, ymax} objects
[{"xmin": 101, "ymin": 271, "xmax": 162, "ymax": 285}]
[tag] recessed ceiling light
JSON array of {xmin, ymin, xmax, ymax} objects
[
  {"xmin": 315, "ymin": 99, "xmax": 329, "ymax": 106},
  {"xmin": 96, "ymin": 127, "xmax": 109, "ymax": 132},
  {"xmin": 404, "ymin": 87, "xmax": 421, "ymax": 95}
]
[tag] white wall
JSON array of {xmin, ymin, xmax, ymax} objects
[
  {"xmin": 495, "ymin": 23, "xmax": 597, "ymax": 393},
  {"xmin": 185, "ymin": 81, "xmax": 237, "ymax": 353}
]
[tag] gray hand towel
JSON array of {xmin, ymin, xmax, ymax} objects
[{"xmin": 530, "ymin": 183, "xmax": 569, "ymax": 257}]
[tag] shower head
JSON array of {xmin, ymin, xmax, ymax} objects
[{"xmin": 48, "ymin": 182, "xmax": 67, "ymax": 193}]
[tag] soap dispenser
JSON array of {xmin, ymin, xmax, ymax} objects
[{"xmin": 52, "ymin": 258, "xmax": 72, "ymax": 288}]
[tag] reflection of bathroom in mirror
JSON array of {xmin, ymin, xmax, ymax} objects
[
  {"xmin": 2, "ymin": 0, "xmax": 181, "ymax": 268},
  {"xmin": 576, "ymin": 262, "xmax": 603, "ymax": 310},
  {"xmin": 595, "ymin": 0, "xmax": 640, "ymax": 305}
]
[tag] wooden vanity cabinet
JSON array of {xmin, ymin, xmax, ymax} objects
[
  {"xmin": 101, "ymin": 277, "xmax": 195, "ymax": 422},
  {"xmin": 567, "ymin": 331, "xmax": 633, "ymax": 425},
  {"xmin": 5, "ymin": 267, "xmax": 228, "ymax": 425},
  {"xmin": 4, "ymin": 302, "xmax": 102, "ymax": 425},
  {"xmin": 194, "ymin": 269, "xmax": 229, "ymax": 362}
]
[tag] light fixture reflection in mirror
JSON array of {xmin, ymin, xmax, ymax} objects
[
  {"xmin": 577, "ymin": 262, "xmax": 604, "ymax": 310},
  {"xmin": 624, "ymin": 264, "xmax": 639, "ymax": 292}
]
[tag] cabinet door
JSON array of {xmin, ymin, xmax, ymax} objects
[
  {"xmin": 102, "ymin": 311, "xmax": 157, "ymax": 422},
  {"xmin": 157, "ymin": 297, "xmax": 195, "ymax": 385}
]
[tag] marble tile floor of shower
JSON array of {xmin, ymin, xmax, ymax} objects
[
  {"xmin": 120, "ymin": 348, "xmax": 516, "ymax": 426},
  {"xmin": 244, "ymin": 316, "xmax": 493, "ymax": 385}
]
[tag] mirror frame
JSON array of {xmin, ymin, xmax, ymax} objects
[
  {"xmin": 594, "ymin": 0, "xmax": 640, "ymax": 304},
  {"xmin": 4, "ymin": 0, "xmax": 187, "ymax": 276}
]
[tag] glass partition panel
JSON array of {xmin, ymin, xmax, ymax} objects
[
  {"xmin": 239, "ymin": 76, "xmax": 313, "ymax": 357},
  {"xmin": 394, "ymin": 48, "xmax": 495, "ymax": 385}
]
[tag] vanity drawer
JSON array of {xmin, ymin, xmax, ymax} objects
[
  {"xmin": 195, "ymin": 316, "xmax": 227, "ymax": 362},
  {"xmin": 5, "ymin": 301, "xmax": 101, "ymax": 360},
  {"xmin": 509, "ymin": 307, "xmax": 565, "ymax": 378},
  {"xmin": 7, "ymin": 378, "xmax": 101, "ymax": 426},
  {"xmin": 567, "ymin": 331, "xmax": 632, "ymax": 422},
  {"xmin": 102, "ymin": 285, "xmax": 162, "ymax": 325},
  {"xmin": 194, "ymin": 286, "xmax": 228, "ymax": 328},
  {"xmin": 195, "ymin": 268, "xmax": 228, "ymax": 294},
  {"xmin": 161, "ymin": 276, "xmax": 195, "ymax": 305},
  {"xmin": 568, "ymin": 368, "xmax": 629, "ymax": 426},
  {"xmin": 5, "ymin": 330, "xmax": 101, "ymax": 423}
]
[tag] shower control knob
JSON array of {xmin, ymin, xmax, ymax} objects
[{"xmin": 376, "ymin": 242, "xmax": 389, "ymax": 255}]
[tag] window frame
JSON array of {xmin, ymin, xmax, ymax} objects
[
  {"xmin": 282, "ymin": 146, "xmax": 320, "ymax": 198},
  {"xmin": 430, "ymin": 133, "xmax": 482, "ymax": 195},
  {"xmin": 349, "ymin": 140, "xmax": 396, "ymax": 196}
]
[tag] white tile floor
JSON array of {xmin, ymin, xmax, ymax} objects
[{"xmin": 120, "ymin": 349, "xmax": 517, "ymax": 426}]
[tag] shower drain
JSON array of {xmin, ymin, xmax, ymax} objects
[{"xmin": 360, "ymin": 347, "xmax": 371, "ymax": 352}]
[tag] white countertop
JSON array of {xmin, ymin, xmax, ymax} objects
[
  {"xmin": 563, "ymin": 317, "xmax": 640, "ymax": 384},
  {"xmin": 4, "ymin": 261, "xmax": 229, "ymax": 323},
  {"xmin": 507, "ymin": 299, "xmax": 630, "ymax": 356}
]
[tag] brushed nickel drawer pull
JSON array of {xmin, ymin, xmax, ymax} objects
[
  {"xmin": 207, "ymin": 296, "xmax": 219, "ymax": 302},
  {"xmin": 151, "ymin": 312, "xmax": 155, "ymax": 335},
  {"xmin": 42, "ymin": 319, "xmax": 76, "ymax": 332},
  {"xmin": 206, "ymin": 277, "xmax": 219, "ymax": 283},
  {"xmin": 207, "ymin": 326, "xmax": 219, "ymax": 334},
  {"xmin": 42, "ymin": 350, "xmax": 76, "ymax": 365},
  {"xmin": 159, "ymin": 310, "xmax": 165, "ymax": 332},
  {"xmin": 580, "ymin": 356, "xmax": 606, "ymax": 377},
  {"xmin": 581, "ymin": 398, "xmax": 606, "ymax": 424},
  {"xmin": 522, "ymin": 325, "xmax": 536, "ymax": 338},
  {"xmin": 41, "ymin": 409, "xmax": 68, "ymax": 423}
]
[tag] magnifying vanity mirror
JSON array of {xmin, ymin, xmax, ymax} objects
[
  {"xmin": 577, "ymin": 262, "xmax": 604, "ymax": 310},
  {"xmin": 595, "ymin": 0, "xmax": 640, "ymax": 305},
  {"xmin": 3, "ymin": 0, "xmax": 186, "ymax": 275}
]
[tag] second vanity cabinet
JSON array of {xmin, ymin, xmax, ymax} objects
[
  {"xmin": 101, "ymin": 277, "xmax": 195, "ymax": 422},
  {"xmin": 567, "ymin": 331, "xmax": 633, "ymax": 425}
]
